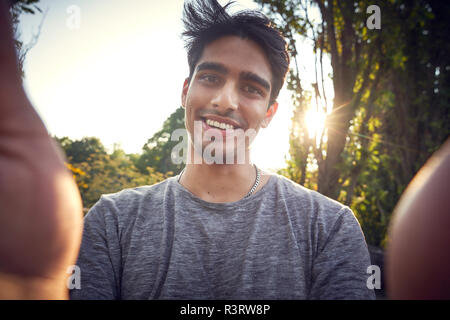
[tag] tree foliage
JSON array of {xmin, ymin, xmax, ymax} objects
[
  {"xmin": 257, "ymin": 0, "xmax": 450, "ymax": 247},
  {"xmin": 137, "ymin": 106, "xmax": 186, "ymax": 175},
  {"xmin": 55, "ymin": 136, "xmax": 170, "ymax": 212},
  {"xmin": 54, "ymin": 106, "xmax": 186, "ymax": 212}
]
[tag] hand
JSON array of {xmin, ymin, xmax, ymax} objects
[
  {"xmin": 0, "ymin": 1, "xmax": 83, "ymax": 299},
  {"xmin": 386, "ymin": 139, "xmax": 450, "ymax": 299}
]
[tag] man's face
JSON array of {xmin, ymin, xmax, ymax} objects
[{"xmin": 181, "ymin": 35, "xmax": 278, "ymax": 164}]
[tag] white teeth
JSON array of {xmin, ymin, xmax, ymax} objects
[{"xmin": 205, "ymin": 119, "xmax": 234, "ymax": 130}]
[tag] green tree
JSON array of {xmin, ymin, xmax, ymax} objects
[
  {"xmin": 137, "ymin": 106, "xmax": 186, "ymax": 175},
  {"xmin": 258, "ymin": 0, "xmax": 450, "ymax": 247},
  {"xmin": 54, "ymin": 136, "xmax": 169, "ymax": 211},
  {"xmin": 55, "ymin": 136, "xmax": 107, "ymax": 164},
  {"xmin": 259, "ymin": 0, "xmax": 385, "ymax": 199}
]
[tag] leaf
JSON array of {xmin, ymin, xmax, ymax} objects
[{"xmin": 20, "ymin": 5, "xmax": 35, "ymax": 14}]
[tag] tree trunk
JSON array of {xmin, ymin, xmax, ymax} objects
[{"xmin": 315, "ymin": 0, "xmax": 376, "ymax": 199}]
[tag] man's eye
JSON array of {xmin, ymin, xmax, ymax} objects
[
  {"xmin": 199, "ymin": 74, "xmax": 219, "ymax": 83},
  {"xmin": 243, "ymin": 85, "xmax": 263, "ymax": 96}
]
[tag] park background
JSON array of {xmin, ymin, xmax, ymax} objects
[{"xmin": 11, "ymin": 0, "xmax": 450, "ymax": 299}]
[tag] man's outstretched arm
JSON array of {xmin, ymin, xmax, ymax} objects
[{"xmin": 0, "ymin": 0, "xmax": 83, "ymax": 299}]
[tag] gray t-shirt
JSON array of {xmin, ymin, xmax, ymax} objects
[{"xmin": 70, "ymin": 173, "xmax": 375, "ymax": 300}]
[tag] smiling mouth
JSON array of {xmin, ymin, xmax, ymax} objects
[
  {"xmin": 200, "ymin": 117, "xmax": 241, "ymax": 130},
  {"xmin": 205, "ymin": 118, "xmax": 234, "ymax": 130}
]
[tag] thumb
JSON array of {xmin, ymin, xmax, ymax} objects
[
  {"xmin": 0, "ymin": 0, "xmax": 48, "ymax": 135},
  {"xmin": 0, "ymin": 0, "xmax": 21, "ymax": 86}
]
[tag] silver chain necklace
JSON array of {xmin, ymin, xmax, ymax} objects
[
  {"xmin": 177, "ymin": 164, "xmax": 261, "ymax": 198},
  {"xmin": 244, "ymin": 164, "xmax": 260, "ymax": 198}
]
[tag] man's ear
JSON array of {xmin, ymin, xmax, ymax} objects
[
  {"xmin": 181, "ymin": 78, "xmax": 190, "ymax": 109},
  {"xmin": 261, "ymin": 101, "xmax": 278, "ymax": 128}
]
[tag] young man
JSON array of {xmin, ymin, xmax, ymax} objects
[{"xmin": 69, "ymin": 0, "xmax": 375, "ymax": 299}]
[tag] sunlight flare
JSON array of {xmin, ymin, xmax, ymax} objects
[{"xmin": 305, "ymin": 108, "xmax": 327, "ymax": 140}]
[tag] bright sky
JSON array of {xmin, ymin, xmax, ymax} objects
[{"xmin": 19, "ymin": 0, "xmax": 331, "ymax": 172}]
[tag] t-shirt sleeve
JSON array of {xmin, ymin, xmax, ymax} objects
[
  {"xmin": 309, "ymin": 207, "xmax": 376, "ymax": 300},
  {"xmin": 70, "ymin": 197, "xmax": 121, "ymax": 300}
]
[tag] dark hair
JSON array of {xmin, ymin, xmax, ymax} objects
[{"xmin": 181, "ymin": 0, "xmax": 290, "ymax": 105}]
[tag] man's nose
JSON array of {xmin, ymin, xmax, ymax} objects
[{"xmin": 210, "ymin": 81, "xmax": 238, "ymax": 112}]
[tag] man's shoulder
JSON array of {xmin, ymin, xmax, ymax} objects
[
  {"xmin": 84, "ymin": 177, "xmax": 174, "ymax": 221},
  {"xmin": 101, "ymin": 177, "xmax": 173, "ymax": 203},
  {"xmin": 270, "ymin": 173, "xmax": 347, "ymax": 213},
  {"xmin": 270, "ymin": 174, "xmax": 365, "ymax": 258},
  {"xmin": 268, "ymin": 173, "xmax": 356, "ymax": 232}
]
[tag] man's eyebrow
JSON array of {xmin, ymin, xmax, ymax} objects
[
  {"xmin": 196, "ymin": 62, "xmax": 271, "ymax": 91},
  {"xmin": 196, "ymin": 62, "xmax": 228, "ymax": 74},
  {"xmin": 240, "ymin": 72, "xmax": 270, "ymax": 91}
]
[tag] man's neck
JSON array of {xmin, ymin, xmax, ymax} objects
[{"xmin": 179, "ymin": 162, "xmax": 257, "ymax": 203}]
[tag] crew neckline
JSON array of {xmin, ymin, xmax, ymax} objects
[{"xmin": 171, "ymin": 172, "xmax": 276, "ymax": 209}]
